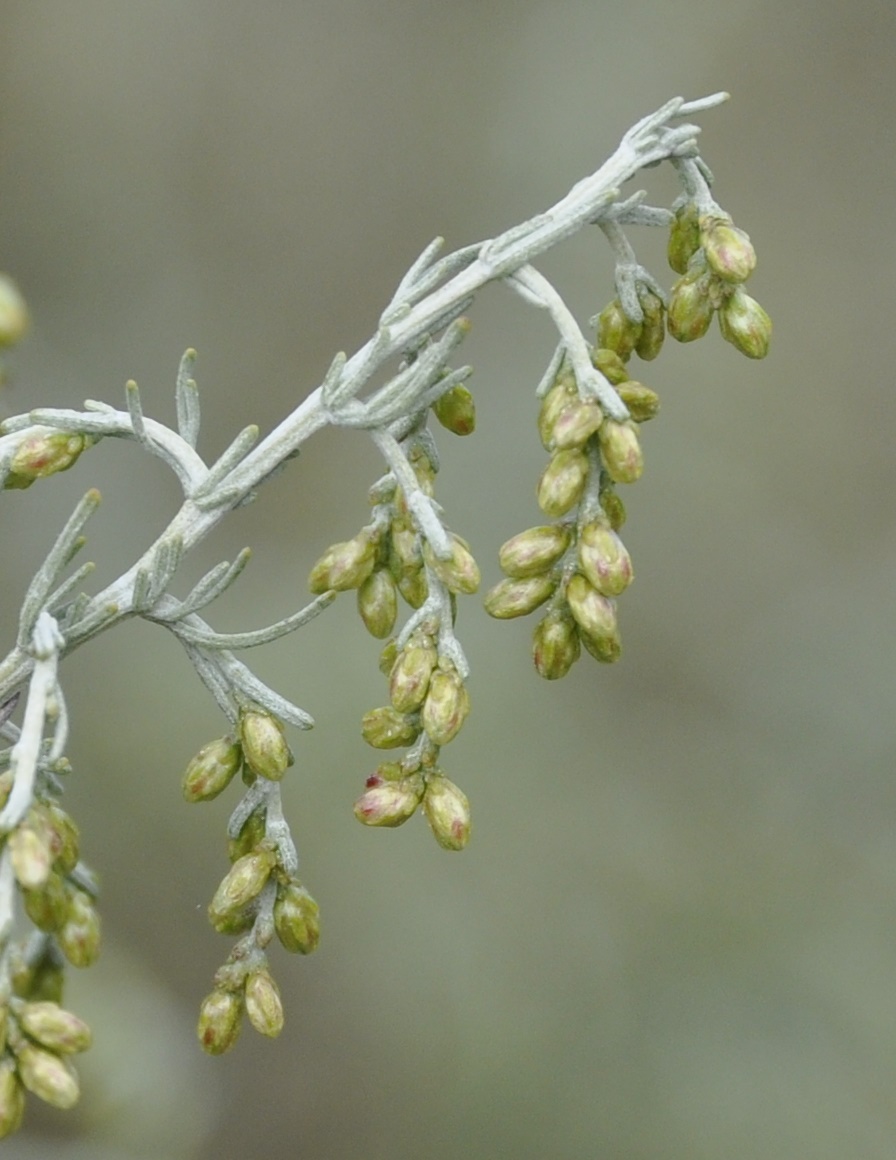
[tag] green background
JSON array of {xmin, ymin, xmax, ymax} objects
[{"xmin": 2, "ymin": 2, "xmax": 894, "ymax": 1156}]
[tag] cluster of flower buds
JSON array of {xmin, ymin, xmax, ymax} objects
[
  {"xmin": 352, "ymin": 761, "xmax": 471, "ymax": 851},
  {"xmin": 666, "ymin": 202, "xmax": 771, "ymax": 358},
  {"xmin": 0, "ymin": 996, "xmax": 92, "ymax": 1134},
  {"xmin": 181, "ymin": 708, "xmax": 293, "ymax": 805}
]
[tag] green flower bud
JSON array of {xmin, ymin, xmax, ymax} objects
[
  {"xmin": 433, "ymin": 384, "xmax": 476, "ymax": 436},
  {"xmin": 591, "ymin": 347, "xmax": 630, "ymax": 385},
  {"xmin": 197, "ymin": 988, "xmax": 242, "ymax": 1055},
  {"xmin": 597, "ymin": 298, "xmax": 641, "ymax": 360},
  {"xmin": 11, "ymin": 945, "xmax": 64, "ymax": 1004},
  {"xmin": 18, "ymin": 1001, "xmax": 92, "ymax": 1054},
  {"xmin": 718, "ymin": 287, "xmax": 772, "ymax": 359},
  {"xmin": 388, "ymin": 519, "xmax": 421, "ymax": 575},
  {"xmin": 361, "ymin": 706, "xmax": 421, "ymax": 749},
  {"xmin": 239, "ymin": 710, "xmax": 291, "ymax": 781},
  {"xmin": 579, "ymin": 623, "xmax": 622, "ymax": 664},
  {"xmin": 58, "ymin": 889, "xmax": 101, "ymax": 968},
  {"xmin": 378, "ymin": 638, "xmax": 399, "ymax": 676},
  {"xmin": 615, "ymin": 380, "xmax": 660, "ymax": 422},
  {"xmin": 600, "ymin": 487, "xmax": 626, "ymax": 531},
  {"xmin": 537, "ymin": 375, "xmax": 576, "ymax": 450},
  {"xmin": 244, "ymin": 968, "xmax": 284, "ymax": 1038},
  {"xmin": 701, "ymin": 217, "xmax": 757, "ymax": 284},
  {"xmin": 422, "ymin": 668, "xmax": 470, "ymax": 747},
  {"xmin": 423, "ymin": 775, "xmax": 471, "ymax": 851},
  {"xmin": 396, "ymin": 567, "xmax": 428, "ymax": 609},
  {"xmin": 22, "ymin": 871, "xmax": 69, "ymax": 933},
  {"xmin": 181, "ymin": 736, "xmax": 242, "ymax": 802},
  {"xmin": 228, "ymin": 808, "xmax": 267, "ymax": 862},
  {"xmin": 9, "ymin": 818, "xmax": 52, "ymax": 890},
  {"xmin": 667, "ymin": 201, "xmax": 701, "ymax": 275},
  {"xmin": 634, "ymin": 290, "xmax": 666, "ymax": 361},
  {"xmin": 423, "ymin": 535, "xmax": 481, "ymax": 595},
  {"xmin": 43, "ymin": 801, "xmax": 80, "ymax": 874},
  {"xmin": 532, "ymin": 608, "xmax": 581, "ymax": 680},
  {"xmin": 598, "ymin": 419, "xmax": 643, "ymax": 485},
  {"xmin": 667, "ymin": 269, "xmax": 714, "ymax": 343},
  {"xmin": 566, "ymin": 574, "xmax": 620, "ymax": 650},
  {"xmin": 5, "ymin": 432, "xmax": 89, "ymax": 489},
  {"xmin": 353, "ymin": 775, "xmax": 423, "ymax": 827},
  {"xmin": 483, "ymin": 573, "xmax": 558, "ymax": 619},
  {"xmin": 357, "ymin": 568, "xmax": 398, "ymax": 639},
  {"xmin": 208, "ymin": 905, "xmax": 257, "ymax": 936},
  {"xmin": 16, "ymin": 1043, "xmax": 80, "ymax": 1109},
  {"xmin": 389, "ymin": 640, "xmax": 438, "ymax": 713},
  {"xmin": 536, "ymin": 448, "xmax": 589, "ymax": 517},
  {"xmin": 0, "ymin": 274, "xmax": 29, "ymax": 348},
  {"xmin": 549, "ymin": 397, "xmax": 604, "ymax": 452},
  {"xmin": 578, "ymin": 521, "xmax": 634, "ymax": 596},
  {"xmin": 0, "ymin": 1057, "xmax": 25, "ymax": 1139},
  {"xmin": 498, "ymin": 524, "xmax": 571, "ymax": 579},
  {"xmin": 274, "ymin": 881, "xmax": 321, "ymax": 954},
  {"xmin": 308, "ymin": 531, "xmax": 376, "ymax": 594},
  {"xmin": 209, "ymin": 848, "xmax": 276, "ymax": 926}
]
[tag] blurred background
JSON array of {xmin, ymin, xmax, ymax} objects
[{"xmin": 1, "ymin": 1, "xmax": 894, "ymax": 1157}]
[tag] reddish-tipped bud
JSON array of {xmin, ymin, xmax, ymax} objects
[
  {"xmin": 566, "ymin": 574, "xmax": 620, "ymax": 654},
  {"xmin": 536, "ymin": 449, "xmax": 589, "ymax": 517},
  {"xmin": 667, "ymin": 269, "xmax": 714, "ymax": 343},
  {"xmin": 422, "ymin": 668, "xmax": 470, "ymax": 746},
  {"xmin": 22, "ymin": 872, "xmax": 69, "ymax": 933},
  {"xmin": 353, "ymin": 775, "xmax": 423, "ymax": 827},
  {"xmin": 532, "ymin": 608, "xmax": 581, "ymax": 680},
  {"xmin": 208, "ymin": 848, "xmax": 277, "ymax": 926},
  {"xmin": 361, "ymin": 706, "xmax": 421, "ymax": 749},
  {"xmin": 16, "ymin": 1044, "xmax": 80, "ymax": 1109},
  {"xmin": 433, "ymin": 384, "xmax": 476, "ymax": 435},
  {"xmin": 484, "ymin": 573, "xmax": 558, "ymax": 619},
  {"xmin": 615, "ymin": 380, "xmax": 660, "ymax": 422},
  {"xmin": 597, "ymin": 298, "xmax": 641, "ymax": 360},
  {"xmin": 58, "ymin": 890, "xmax": 101, "ymax": 968},
  {"xmin": 389, "ymin": 636, "xmax": 438, "ymax": 713},
  {"xmin": 5, "ymin": 432, "xmax": 89, "ymax": 489},
  {"xmin": 308, "ymin": 532, "xmax": 376, "ymax": 594},
  {"xmin": 240, "ymin": 710, "xmax": 291, "ymax": 781},
  {"xmin": 18, "ymin": 1001, "xmax": 92, "ymax": 1055},
  {"xmin": 718, "ymin": 287, "xmax": 772, "ymax": 359},
  {"xmin": 274, "ymin": 881, "xmax": 321, "ymax": 954},
  {"xmin": 549, "ymin": 398, "xmax": 604, "ymax": 451},
  {"xmin": 424, "ymin": 535, "xmax": 481, "ymax": 595},
  {"xmin": 701, "ymin": 217, "xmax": 757, "ymax": 284},
  {"xmin": 197, "ymin": 989, "xmax": 242, "ymax": 1055},
  {"xmin": 537, "ymin": 375, "xmax": 576, "ymax": 449},
  {"xmin": 182, "ymin": 736, "xmax": 242, "ymax": 802},
  {"xmin": 423, "ymin": 775, "xmax": 472, "ymax": 851},
  {"xmin": 598, "ymin": 420, "xmax": 643, "ymax": 485},
  {"xmin": 357, "ymin": 568, "xmax": 398, "ymax": 639},
  {"xmin": 578, "ymin": 521, "xmax": 634, "ymax": 596},
  {"xmin": 498, "ymin": 524, "xmax": 571, "ymax": 579}
]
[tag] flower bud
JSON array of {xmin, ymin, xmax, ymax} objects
[
  {"xmin": 566, "ymin": 574, "xmax": 620, "ymax": 651},
  {"xmin": 578, "ymin": 521, "xmax": 634, "ymax": 596},
  {"xmin": 9, "ymin": 818, "xmax": 52, "ymax": 889},
  {"xmin": 240, "ymin": 710, "xmax": 291, "ymax": 781},
  {"xmin": 228, "ymin": 808, "xmax": 267, "ymax": 862},
  {"xmin": 22, "ymin": 871, "xmax": 69, "ymax": 933},
  {"xmin": 388, "ymin": 519, "xmax": 421, "ymax": 575},
  {"xmin": 422, "ymin": 668, "xmax": 470, "ymax": 747},
  {"xmin": 423, "ymin": 775, "xmax": 471, "ymax": 851},
  {"xmin": 598, "ymin": 420, "xmax": 643, "ymax": 484},
  {"xmin": 536, "ymin": 448, "xmax": 589, "ymax": 517},
  {"xmin": 274, "ymin": 881, "xmax": 321, "ymax": 954},
  {"xmin": 532, "ymin": 608, "xmax": 581, "ymax": 679},
  {"xmin": 0, "ymin": 274, "xmax": 28, "ymax": 348},
  {"xmin": 615, "ymin": 380, "xmax": 660, "ymax": 422},
  {"xmin": 498, "ymin": 525, "xmax": 568, "ymax": 579},
  {"xmin": 11, "ymin": 945, "xmax": 64, "ymax": 1004},
  {"xmin": 197, "ymin": 988, "xmax": 242, "ymax": 1055},
  {"xmin": 0, "ymin": 1057, "xmax": 25, "ymax": 1139},
  {"xmin": 182, "ymin": 736, "xmax": 242, "ymax": 802},
  {"xmin": 579, "ymin": 624, "xmax": 622, "ymax": 664},
  {"xmin": 424, "ymin": 535, "xmax": 481, "ymax": 595},
  {"xmin": 397, "ymin": 567, "xmax": 428, "ymax": 609},
  {"xmin": 537, "ymin": 376, "xmax": 576, "ymax": 449},
  {"xmin": 58, "ymin": 889, "xmax": 101, "ymax": 968},
  {"xmin": 361, "ymin": 706, "xmax": 420, "ymax": 749},
  {"xmin": 16, "ymin": 1043, "xmax": 80, "ymax": 1109},
  {"xmin": 43, "ymin": 801, "xmax": 80, "ymax": 874},
  {"xmin": 353, "ymin": 776, "xmax": 423, "ymax": 827},
  {"xmin": 591, "ymin": 347, "xmax": 629, "ymax": 385},
  {"xmin": 667, "ymin": 269, "xmax": 714, "ymax": 343},
  {"xmin": 667, "ymin": 201, "xmax": 701, "ymax": 274},
  {"xmin": 357, "ymin": 568, "xmax": 398, "ymax": 639},
  {"xmin": 718, "ymin": 287, "xmax": 772, "ymax": 359},
  {"xmin": 378, "ymin": 638, "xmax": 399, "ymax": 676},
  {"xmin": 634, "ymin": 290, "xmax": 666, "ymax": 361},
  {"xmin": 18, "ymin": 1001, "xmax": 92, "ymax": 1054},
  {"xmin": 701, "ymin": 217, "xmax": 757, "ymax": 284},
  {"xmin": 209, "ymin": 848, "xmax": 277, "ymax": 926},
  {"xmin": 550, "ymin": 398, "xmax": 604, "ymax": 451},
  {"xmin": 389, "ymin": 640, "xmax": 438, "ymax": 713},
  {"xmin": 597, "ymin": 298, "xmax": 641, "ymax": 360},
  {"xmin": 5, "ymin": 432, "xmax": 89, "ymax": 489},
  {"xmin": 244, "ymin": 968, "xmax": 284, "ymax": 1038},
  {"xmin": 433, "ymin": 384, "xmax": 476, "ymax": 435},
  {"xmin": 600, "ymin": 487, "xmax": 626, "ymax": 531},
  {"xmin": 308, "ymin": 532, "xmax": 376, "ymax": 594},
  {"xmin": 483, "ymin": 573, "xmax": 557, "ymax": 619}
]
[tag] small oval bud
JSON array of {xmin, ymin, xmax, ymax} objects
[
  {"xmin": 566, "ymin": 574, "xmax": 620, "ymax": 648},
  {"xmin": 361, "ymin": 706, "xmax": 421, "ymax": 749},
  {"xmin": 0, "ymin": 1057, "xmax": 25, "ymax": 1139},
  {"xmin": 0, "ymin": 274, "xmax": 29, "ymax": 348},
  {"xmin": 532, "ymin": 608, "xmax": 581, "ymax": 680},
  {"xmin": 240, "ymin": 710, "xmax": 291, "ymax": 781},
  {"xmin": 378, "ymin": 638, "xmax": 399, "ymax": 676},
  {"xmin": 274, "ymin": 881, "xmax": 321, "ymax": 954},
  {"xmin": 579, "ymin": 624, "xmax": 622, "ymax": 664},
  {"xmin": 182, "ymin": 736, "xmax": 242, "ymax": 802},
  {"xmin": 308, "ymin": 532, "xmax": 376, "ymax": 594},
  {"xmin": 244, "ymin": 968, "xmax": 284, "ymax": 1038},
  {"xmin": 701, "ymin": 217, "xmax": 757, "ymax": 284},
  {"xmin": 422, "ymin": 669, "xmax": 470, "ymax": 747},
  {"xmin": 433, "ymin": 384, "xmax": 476, "ymax": 435},
  {"xmin": 536, "ymin": 449, "xmax": 589, "ymax": 517},
  {"xmin": 591, "ymin": 347, "xmax": 630, "ymax": 385},
  {"xmin": 578, "ymin": 521, "xmax": 634, "ymax": 596},
  {"xmin": 9, "ymin": 819, "xmax": 52, "ymax": 890},
  {"xmin": 424, "ymin": 535, "xmax": 481, "ymax": 595},
  {"xmin": 634, "ymin": 290, "xmax": 666, "ymax": 361},
  {"xmin": 396, "ymin": 567, "xmax": 428, "ymax": 609},
  {"xmin": 357, "ymin": 569, "xmax": 398, "ymax": 639},
  {"xmin": 388, "ymin": 519, "xmax": 421, "ymax": 575},
  {"xmin": 5, "ymin": 431, "xmax": 89, "ymax": 488},
  {"xmin": 197, "ymin": 989, "xmax": 242, "ymax": 1055},
  {"xmin": 615, "ymin": 380, "xmax": 660, "ymax": 422},
  {"xmin": 483, "ymin": 573, "xmax": 558, "ymax": 619},
  {"xmin": 667, "ymin": 270, "xmax": 715, "ymax": 343},
  {"xmin": 16, "ymin": 1043, "xmax": 80, "ymax": 1109},
  {"xmin": 43, "ymin": 801, "xmax": 80, "ymax": 874},
  {"xmin": 227, "ymin": 808, "xmax": 267, "ymax": 862},
  {"xmin": 22, "ymin": 872, "xmax": 69, "ymax": 933},
  {"xmin": 600, "ymin": 487, "xmax": 627, "ymax": 531},
  {"xmin": 423, "ymin": 775, "xmax": 471, "ymax": 851},
  {"xmin": 537, "ymin": 375, "xmax": 576, "ymax": 449},
  {"xmin": 208, "ymin": 848, "xmax": 276, "ymax": 926},
  {"xmin": 353, "ymin": 776, "xmax": 423, "ymax": 827},
  {"xmin": 667, "ymin": 201, "xmax": 701, "ymax": 275},
  {"xmin": 58, "ymin": 890, "xmax": 101, "ymax": 968},
  {"xmin": 389, "ymin": 641, "xmax": 438, "ymax": 713},
  {"xmin": 18, "ymin": 1001, "xmax": 92, "ymax": 1054},
  {"xmin": 718, "ymin": 287, "xmax": 772, "ymax": 359},
  {"xmin": 498, "ymin": 524, "xmax": 571, "ymax": 579},
  {"xmin": 550, "ymin": 398, "xmax": 604, "ymax": 451},
  {"xmin": 598, "ymin": 420, "xmax": 643, "ymax": 485},
  {"xmin": 597, "ymin": 298, "xmax": 641, "ymax": 360}
]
